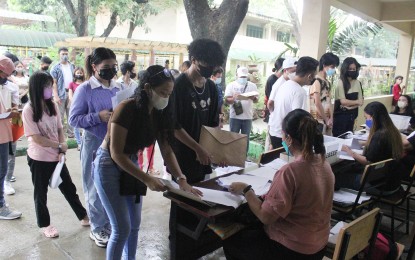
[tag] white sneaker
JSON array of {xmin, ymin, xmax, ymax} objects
[
  {"xmin": 4, "ymin": 181, "xmax": 15, "ymax": 195},
  {"xmin": 0, "ymin": 205, "xmax": 22, "ymax": 220},
  {"xmin": 89, "ymin": 230, "xmax": 109, "ymax": 248}
]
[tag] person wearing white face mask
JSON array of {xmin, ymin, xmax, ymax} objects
[
  {"xmin": 391, "ymin": 94, "xmax": 415, "ymax": 132},
  {"xmin": 10, "ymin": 61, "xmax": 29, "ymax": 106},
  {"xmin": 225, "ymin": 66, "xmax": 259, "ymax": 154},
  {"xmin": 211, "ymin": 67, "xmax": 224, "ymax": 128},
  {"xmin": 309, "ymin": 53, "xmax": 340, "ymax": 135},
  {"xmin": 93, "ymin": 65, "xmax": 200, "ymax": 260}
]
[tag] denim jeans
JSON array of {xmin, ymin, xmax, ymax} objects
[
  {"xmin": 80, "ymin": 130, "xmax": 109, "ymax": 232},
  {"xmin": 74, "ymin": 128, "xmax": 82, "ymax": 146},
  {"xmin": 6, "ymin": 142, "xmax": 16, "ymax": 181},
  {"xmin": 230, "ymin": 118, "xmax": 252, "ymax": 154},
  {"xmin": 93, "ymin": 147, "xmax": 142, "ymax": 260},
  {"xmin": 0, "ymin": 142, "xmax": 9, "ymax": 207}
]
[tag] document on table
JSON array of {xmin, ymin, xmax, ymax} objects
[
  {"xmin": 337, "ymin": 138, "xmax": 364, "ymax": 160},
  {"xmin": 245, "ymin": 166, "xmax": 277, "ymax": 181},
  {"xmin": 333, "ymin": 188, "xmax": 371, "ymax": 205},
  {"xmin": 159, "ymin": 179, "xmax": 214, "ymax": 206},
  {"xmin": 196, "ymin": 187, "xmax": 246, "ymax": 208},
  {"xmin": 214, "ymin": 161, "xmax": 258, "ymax": 177},
  {"xmin": 261, "ymin": 158, "xmax": 287, "ymax": 171},
  {"xmin": 49, "ymin": 155, "xmax": 64, "ymax": 189},
  {"xmin": 111, "ymin": 87, "xmax": 136, "ymax": 109},
  {"xmin": 0, "ymin": 112, "xmax": 10, "ymax": 119},
  {"xmin": 217, "ymin": 173, "xmax": 271, "ymax": 196}
]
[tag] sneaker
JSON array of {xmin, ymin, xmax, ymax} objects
[
  {"xmin": 9, "ymin": 176, "xmax": 16, "ymax": 182},
  {"xmin": 80, "ymin": 216, "xmax": 90, "ymax": 226},
  {"xmin": 4, "ymin": 181, "xmax": 15, "ymax": 195},
  {"xmin": 0, "ymin": 205, "xmax": 22, "ymax": 220},
  {"xmin": 89, "ymin": 230, "xmax": 109, "ymax": 248}
]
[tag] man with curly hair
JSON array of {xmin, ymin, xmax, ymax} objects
[{"xmin": 168, "ymin": 38, "xmax": 225, "ymax": 259}]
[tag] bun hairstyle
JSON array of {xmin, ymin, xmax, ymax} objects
[
  {"xmin": 85, "ymin": 47, "xmax": 116, "ymax": 79},
  {"xmin": 282, "ymin": 109, "xmax": 326, "ymax": 161},
  {"xmin": 272, "ymin": 58, "xmax": 285, "ymax": 73}
]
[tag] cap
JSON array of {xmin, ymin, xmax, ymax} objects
[
  {"xmin": 0, "ymin": 56, "xmax": 15, "ymax": 75},
  {"xmin": 237, "ymin": 67, "xmax": 249, "ymax": 77},
  {"xmin": 282, "ymin": 57, "xmax": 297, "ymax": 70}
]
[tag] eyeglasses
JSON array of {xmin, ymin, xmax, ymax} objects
[{"xmin": 150, "ymin": 68, "xmax": 171, "ymax": 79}]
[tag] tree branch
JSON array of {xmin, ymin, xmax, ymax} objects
[
  {"xmin": 283, "ymin": 0, "xmax": 301, "ymax": 47},
  {"xmin": 100, "ymin": 11, "xmax": 118, "ymax": 37}
]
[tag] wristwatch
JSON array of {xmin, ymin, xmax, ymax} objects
[
  {"xmin": 242, "ymin": 185, "xmax": 253, "ymax": 196},
  {"xmin": 176, "ymin": 176, "xmax": 187, "ymax": 182}
]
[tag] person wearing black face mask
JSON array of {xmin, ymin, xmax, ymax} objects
[
  {"xmin": 332, "ymin": 57, "xmax": 364, "ymax": 137},
  {"xmin": 39, "ymin": 56, "xmax": 52, "ymax": 72},
  {"xmin": 68, "ymin": 47, "xmax": 121, "ymax": 248},
  {"xmin": 117, "ymin": 60, "xmax": 138, "ymax": 89}
]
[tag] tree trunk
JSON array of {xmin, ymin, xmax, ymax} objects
[
  {"xmin": 283, "ymin": 0, "xmax": 301, "ymax": 47},
  {"xmin": 60, "ymin": 0, "xmax": 88, "ymax": 36},
  {"xmin": 101, "ymin": 11, "xmax": 118, "ymax": 37},
  {"xmin": 183, "ymin": 0, "xmax": 249, "ymax": 86},
  {"xmin": 124, "ymin": 20, "xmax": 137, "ymax": 61}
]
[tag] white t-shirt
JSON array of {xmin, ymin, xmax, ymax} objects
[
  {"xmin": 225, "ymin": 81, "xmax": 258, "ymax": 120},
  {"xmin": 61, "ymin": 63, "xmax": 73, "ymax": 89},
  {"xmin": 268, "ymin": 80, "xmax": 307, "ymax": 138},
  {"xmin": 269, "ymin": 76, "xmax": 287, "ymax": 102}
]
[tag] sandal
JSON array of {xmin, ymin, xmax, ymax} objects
[
  {"xmin": 43, "ymin": 225, "xmax": 59, "ymax": 238},
  {"xmin": 80, "ymin": 216, "xmax": 90, "ymax": 226},
  {"xmin": 148, "ymin": 168, "xmax": 160, "ymax": 175}
]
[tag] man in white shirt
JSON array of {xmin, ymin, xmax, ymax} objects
[
  {"xmin": 225, "ymin": 67, "xmax": 258, "ymax": 153},
  {"xmin": 51, "ymin": 47, "xmax": 75, "ymax": 138},
  {"xmin": 268, "ymin": 56, "xmax": 319, "ymax": 149},
  {"xmin": 117, "ymin": 61, "xmax": 138, "ymax": 89}
]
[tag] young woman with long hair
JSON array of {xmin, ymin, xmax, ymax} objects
[
  {"xmin": 223, "ymin": 109, "xmax": 334, "ymax": 260},
  {"xmin": 93, "ymin": 65, "xmax": 200, "ymax": 260},
  {"xmin": 22, "ymin": 71, "xmax": 87, "ymax": 237}
]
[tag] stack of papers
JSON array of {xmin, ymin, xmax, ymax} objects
[
  {"xmin": 237, "ymin": 91, "xmax": 259, "ymax": 100},
  {"xmin": 217, "ymin": 174, "xmax": 271, "ymax": 196},
  {"xmin": 214, "ymin": 161, "xmax": 257, "ymax": 177},
  {"xmin": 261, "ymin": 158, "xmax": 287, "ymax": 171},
  {"xmin": 333, "ymin": 188, "xmax": 371, "ymax": 205},
  {"xmin": 328, "ymin": 221, "xmax": 346, "ymax": 244},
  {"xmin": 337, "ymin": 138, "xmax": 364, "ymax": 160}
]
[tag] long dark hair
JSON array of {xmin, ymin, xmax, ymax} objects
[
  {"xmin": 340, "ymin": 57, "xmax": 361, "ymax": 93},
  {"xmin": 282, "ymin": 109, "xmax": 326, "ymax": 161},
  {"xmin": 85, "ymin": 47, "xmax": 116, "ymax": 79},
  {"xmin": 393, "ymin": 94, "xmax": 415, "ymax": 116},
  {"xmin": 28, "ymin": 71, "xmax": 56, "ymax": 122},
  {"xmin": 132, "ymin": 65, "xmax": 175, "ymax": 143},
  {"xmin": 364, "ymin": 102, "xmax": 403, "ymax": 160},
  {"xmin": 13, "ymin": 61, "xmax": 26, "ymax": 77},
  {"xmin": 72, "ymin": 67, "xmax": 85, "ymax": 82}
]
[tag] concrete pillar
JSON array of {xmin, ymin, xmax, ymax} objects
[
  {"xmin": 149, "ymin": 49, "xmax": 155, "ymax": 65},
  {"xmin": 131, "ymin": 50, "xmax": 137, "ymax": 62},
  {"xmin": 395, "ymin": 33, "xmax": 414, "ymax": 90},
  {"xmin": 265, "ymin": 24, "xmax": 272, "ymax": 40},
  {"xmin": 298, "ymin": 0, "xmax": 331, "ymax": 59}
]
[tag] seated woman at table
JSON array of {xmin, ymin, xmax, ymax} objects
[
  {"xmin": 391, "ymin": 94, "xmax": 415, "ymax": 132},
  {"xmin": 340, "ymin": 101, "xmax": 403, "ymax": 193},
  {"xmin": 223, "ymin": 109, "xmax": 334, "ymax": 260}
]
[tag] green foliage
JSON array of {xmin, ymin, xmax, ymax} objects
[
  {"xmin": 277, "ymin": 42, "xmax": 298, "ymax": 58},
  {"xmin": 248, "ymin": 53, "xmax": 262, "ymax": 63}
]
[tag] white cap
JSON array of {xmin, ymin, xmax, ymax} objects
[
  {"xmin": 282, "ymin": 57, "xmax": 297, "ymax": 69},
  {"xmin": 237, "ymin": 67, "xmax": 249, "ymax": 77}
]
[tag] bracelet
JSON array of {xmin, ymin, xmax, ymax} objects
[
  {"xmin": 242, "ymin": 185, "xmax": 253, "ymax": 196},
  {"xmin": 176, "ymin": 176, "xmax": 187, "ymax": 182}
]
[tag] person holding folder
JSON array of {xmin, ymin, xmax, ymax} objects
[
  {"xmin": 22, "ymin": 71, "xmax": 87, "ymax": 238},
  {"xmin": 224, "ymin": 109, "xmax": 334, "ymax": 260}
]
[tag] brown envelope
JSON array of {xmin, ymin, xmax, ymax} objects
[{"xmin": 199, "ymin": 126, "xmax": 247, "ymax": 167}]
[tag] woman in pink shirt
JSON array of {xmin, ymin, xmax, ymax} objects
[
  {"xmin": 22, "ymin": 71, "xmax": 88, "ymax": 238},
  {"xmin": 224, "ymin": 109, "xmax": 334, "ymax": 260}
]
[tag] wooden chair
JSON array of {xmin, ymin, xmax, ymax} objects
[
  {"xmin": 371, "ymin": 164, "xmax": 415, "ymax": 240},
  {"xmin": 326, "ymin": 208, "xmax": 382, "ymax": 260},
  {"xmin": 257, "ymin": 147, "xmax": 284, "ymax": 165},
  {"xmin": 332, "ymin": 159, "xmax": 394, "ymax": 220}
]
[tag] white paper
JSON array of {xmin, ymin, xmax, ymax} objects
[
  {"xmin": 262, "ymin": 158, "xmax": 287, "ymax": 171},
  {"xmin": 407, "ymin": 131, "xmax": 415, "ymax": 139},
  {"xmin": 214, "ymin": 161, "xmax": 258, "ymax": 177},
  {"xmin": 160, "ymin": 179, "xmax": 214, "ymax": 206},
  {"xmin": 0, "ymin": 112, "xmax": 11, "ymax": 119},
  {"xmin": 390, "ymin": 114, "xmax": 411, "ymax": 130},
  {"xmin": 238, "ymin": 91, "xmax": 259, "ymax": 100},
  {"xmin": 217, "ymin": 174, "xmax": 270, "ymax": 189},
  {"xmin": 333, "ymin": 188, "xmax": 371, "ymax": 205},
  {"xmin": 196, "ymin": 187, "xmax": 245, "ymax": 208},
  {"xmin": 49, "ymin": 155, "xmax": 64, "ymax": 189},
  {"xmin": 245, "ymin": 166, "xmax": 277, "ymax": 181},
  {"xmin": 328, "ymin": 221, "xmax": 346, "ymax": 244},
  {"xmin": 337, "ymin": 138, "xmax": 364, "ymax": 160},
  {"xmin": 112, "ymin": 87, "xmax": 136, "ymax": 109}
]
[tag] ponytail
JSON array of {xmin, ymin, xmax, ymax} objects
[
  {"xmin": 85, "ymin": 54, "xmax": 94, "ymax": 79},
  {"xmin": 85, "ymin": 47, "xmax": 117, "ymax": 79}
]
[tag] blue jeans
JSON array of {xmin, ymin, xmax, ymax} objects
[
  {"xmin": 74, "ymin": 128, "xmax": 82, "ymax": 146},
  {"xmin": 80, "ymin": 130, "xmax": 109, "ymax": 232},
  {"xmin": 93, "ymin": 148, "xmax": 142, "ymax": 260},
  {"xmin": 6, "ymin": 142, "xmax": 16, "ymax": 181},
  {"xmin": 230, "ymin": 118, "xmax": 252, "ymax": 154},
  {"xmin": 0, "ymin": 142, "xmax": 9, "ymax": 207}
]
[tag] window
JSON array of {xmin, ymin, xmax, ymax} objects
[
  {"xmin": 276, "ymin": 31, "xmax": 290, "ymax": 43},
  {"xmin": 246, "ymin": 25, "xmax": 263, "ymax": 39}
]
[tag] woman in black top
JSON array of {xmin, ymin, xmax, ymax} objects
[
  {"xmin": 93, "ymin": 65, "xmax": 200, "ymax": 260},
  {"xmin": 339, "ymin": 102, "xmax": 403, "ymax": 192},
  {"xmin": 264, "ymin": 58, "xmax": 284, "ymax": 122}
]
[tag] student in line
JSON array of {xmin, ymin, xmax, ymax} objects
[
  {"xmin": 340, "ymin": 102, "xmax": 403, "ymax": 193},
  {"xmin": 392, "ymin": 76, "xmax": 405, "ymax": 109},
  {"xmin": 68, "ymin": 67, "xmax": 85, "ymax": 151},
  {"xmin": 22, "ymin": 71, "xmax": 88, "ymax": 237},
  {"xmin": 224, "ymin": 109, "xmax": 334, "ymax": 260},
  {"xmin": 309, "ymin": 52, "xmax": 339, "ymax": 135},
  {"xmin": 332, "ymin": 57, "xmax": 364, "ymax": 137},
  {"xmin": 93, "ymin": 65, "xmax": 199, "ymax": 260},
  {"xmin": 69, "ymin": 47, "xmax": 121, "ymax": 247}
]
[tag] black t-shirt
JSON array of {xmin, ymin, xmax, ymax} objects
[
  {"xmin": 265, "ymin": 74, "xmax": 278, "ymax": 99},
  {"xmin": 170, "ymin": 73, "xmax": 219, "ymax": 184}
]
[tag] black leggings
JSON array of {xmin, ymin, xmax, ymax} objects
[{"xmin": 223, "ymin": 226, "xmax": 326, "ymax": 260}]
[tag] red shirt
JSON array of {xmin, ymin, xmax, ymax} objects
[
  {"xmin": 392, "ymin": 84, "xmax": 401, "ymax": 101},
  {"xmin": 68, "ymin": 82, "xmax": 80, "ymax": 93}
]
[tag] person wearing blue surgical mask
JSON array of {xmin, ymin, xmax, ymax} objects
[
  {"xmin": 211, "ymin": 67, "xmax": 224, "ymax": 128},
  {"xmin": 309, "ymin": 52, "xmax": 340, "ymax": 135},
  {"xmin": 225, "ymin": 66, "xmax": 259, "ymax": 154}
]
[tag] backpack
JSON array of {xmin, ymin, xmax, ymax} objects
[{"xmin": 362, "ymin": 233, "xmax": 398, "ymax": 260}]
